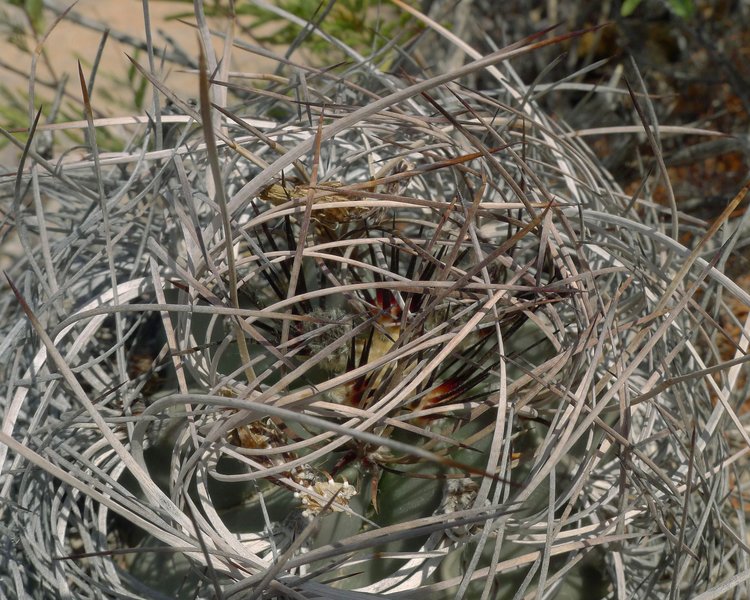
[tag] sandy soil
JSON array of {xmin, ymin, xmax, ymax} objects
[
  {"xmin": 0, "ymin": 0, "xmax": 277, "ymax": 166},
  {"xmin": 0, "ymin": 0, "xmax": 277, "ymax": 269}
]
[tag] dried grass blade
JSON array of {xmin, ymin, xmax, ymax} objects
[{"xmin": 198, "ymin": 37, "xmax": 256, "ymax": 384}]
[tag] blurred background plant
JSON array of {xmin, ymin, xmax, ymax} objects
[
  {"xmin": 1, "ymin": 1, "xmax": 750, "ymax": 599},
  {"xmin": 164, "ymin": 0, "xmax": 421, "ymax": 64},
  {"xmin": 621, "ymin": 0, "xmax": 695, "ymax": 17}
]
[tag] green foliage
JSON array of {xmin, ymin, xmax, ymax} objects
[
  {"xmin": 0, "ymin": 86, "xmax": 27, "ymax": 148},
  {"xmin": 0, "ymin": 88, "xmax": 88, "ymax": 152},
  {"xmin": 127, "ymin": 51, "xmax": 150, "ymax": 112},
  {"xmin": 246, "ymin": 0, "xmax": 412, "ymax": 58},
  {"xmin": 621, "ymin": 0, "xmax": 695, "ymax": 18},
  {"xmin": 163, "ymin": 0, "xmax": 420, "ymax": 64},
  {"xmin": 6, "ymin": 0, "xmax": 44, "ymax": 33}
]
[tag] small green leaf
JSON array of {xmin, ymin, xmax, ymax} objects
[
  {"xmin": 668, "ymin": 0, "xmax": 695, "ymax": 18},
  {"xmin": 25, "ymin": 0, "xmax": 44, "ymax": 32},
  {"xmin": 621, "ymin": 0, "xmax": 643, "ymax": 16}
]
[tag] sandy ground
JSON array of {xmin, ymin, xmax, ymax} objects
[
  {"xmin": 0, "ymin": 0, "xmax": 278, "ymax": 167},
  {"xmin": 0, "ymin": 0, "xmax": 278, "ymax": 269},
  {"xmin": 2, "ymin": 1, "xmax": 203, "ymax": 94}
]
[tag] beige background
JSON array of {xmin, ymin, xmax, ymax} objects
[
  {"xmin": 3, "ymin": 1, "xmax": 201, "ymax": 109},
  {"xmin": 0, "ymin": 0, "xmax": 280, "ymax": 166},
  {"xmin": 0, "ymin": 0, "xmax": 278, "ymax": 269}
]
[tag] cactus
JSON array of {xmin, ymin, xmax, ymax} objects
[{"xmin": 1, "ymin": 3, "xmax": 749, "ymax": 599}]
